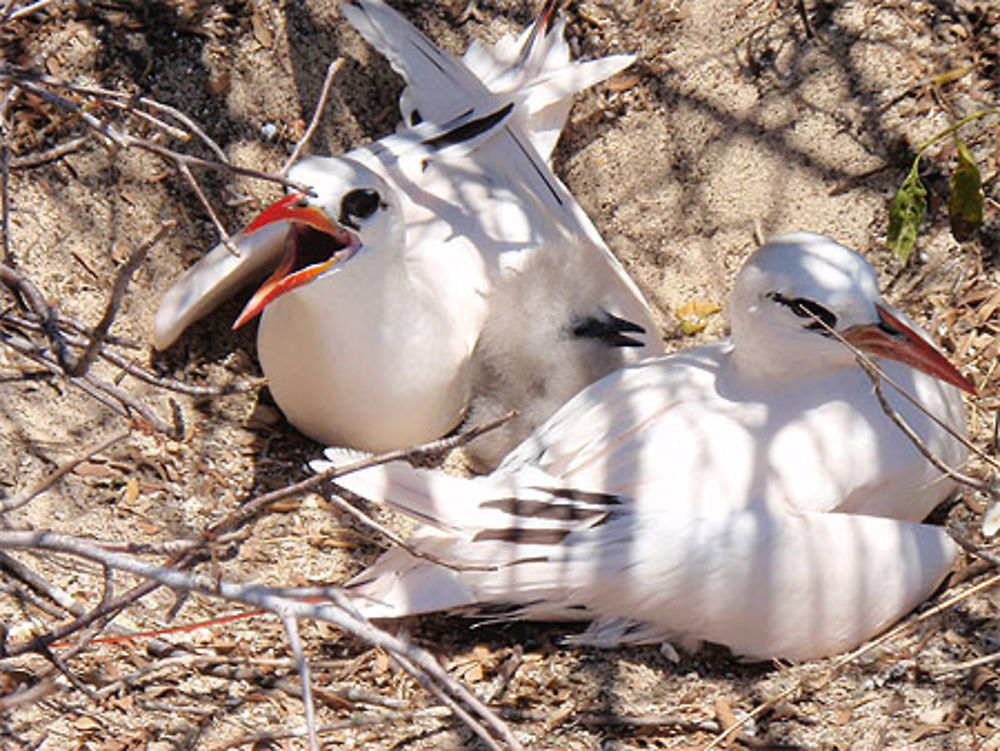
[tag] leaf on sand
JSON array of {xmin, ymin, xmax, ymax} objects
[
  {"xmin": 887, "ymin": 161, "xmax": 927, "ymax": 263},
  {"xmin": 947, "ymin": 140, "xmax": 984, "ymax": 242},
  {"xmin": 676, "ymin": 300, "xmax": 721, "ymax": 336}
]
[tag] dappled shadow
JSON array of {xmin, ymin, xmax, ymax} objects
[{"xmin": 3, "ymin": 0, "xmax": 998, "ymax": 748}]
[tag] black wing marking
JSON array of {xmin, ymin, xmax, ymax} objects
[{"xmin": 421, "ymin": 102, "xmax": 514, "ymax": 150}]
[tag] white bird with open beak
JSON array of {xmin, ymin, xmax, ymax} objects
[
  {"xmin": 318, "ymin": 233, "xmax": 973, "ymax": 661},
  {"xmin": 153, "ymin": 0, "xmax": 664, "ymax": 458}
]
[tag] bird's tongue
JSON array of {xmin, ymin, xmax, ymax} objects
[{"xmin": 232, "ymin": 223, "xmax": 358, "ymax": 330}]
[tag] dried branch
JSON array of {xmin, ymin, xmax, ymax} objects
[
  {"xmin": 9, "ymin": 134, "xmax": 89, "ymax": 168},
  {"xmin": 0, "ymin": 427, "xmax": 129, "ymax": 513},
  {"xmin": 210, "ymin": 707, "xmax": 452, "ymax": 750},
  {"xmin": 4, "ymin": 0, "xmax": 59, "ymax": 22},
  {"xmin": 2, "ymin": 311, "xmax": 254, "ymax": 395},
  {"xmin": 209, "ymin": 409, "xmax": 516, "ymax": 540},
  {"xmin": 1, "ymin": 115, "xmax": 9, "ymax": 264},
  {"xmin": 68, "ymin": 221, "xmax": 175, "ymax": 377},
  {"xmin": 0, "ymin": 676, "xmax": 57, "ymax": 711},
  {"xmin": 0, "ymin": 322, "xmax": 184, "ymax": 440},
  {"xmin": 36, "ymin": 641, "xmax": 98, "ymax": 700},
  {"xmin": 0, "ymin": 64, "xmax": 311, "ymax": 254},
  {"xmin": 0, "ymin": 262, "xmax": 74, "ymax": 368},
  {"xmin": 282, "ymin": 58, "xmax": 345, "ymax": 177},
  {"xmin": 0, "ymin": 550, "xmax": 86, "ymax": 616},
  {"xmin": 0, "ymin": 331, "xmax": 184, "ymax": 437},
  {"xmin": 704, "ymin": 569, "xmax": 1000, "ymax": 749},
  {"xmin": 282, "ymin": 615, "xmax": 319, "ymax": 751},
  {"xmin": 2, "ymin": 310, "xmax": 143, "ymax": 349},
  {"xmin": 0, "ymin": 66, "xmax": 228, "ymax": 161},
  {"xmin": 858, "ymin": 358, "xmax": 996, "ymax": 495},
  {"xmin": 0, "ymin": 530, "xmax": 522, "ymax": 750},
  {"xmin": 809, "ymin": 309, "xmax": 1000, "ymax": 481},
  {"xmin": 934, "ymin": 648, "xmax": 1000, "ymax": 676}
]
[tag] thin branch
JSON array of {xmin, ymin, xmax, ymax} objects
[
  {"xmin": 7, "ymin": 310, "xmax": 144, "ymax": 350},
  {"xmin": 36, "ymin": 642, "xmax": 98, "ymax": 701},
  {"xmin": 1, "ymin": 115, "xmax": 10, "ymax": 264},
  {"xmin": 209, "ymin": 708, "xmax": 452, "ymax": 751},
  {"xmin": 795, "ymin": 0, "xmax": 815, "ymax": 38},
  {"xmin": 68, "ymin": 221, "xmax": 175, "ymax": 377},
  {"xmin": 0, "ymin": 677, "xmax": 57, "ymax": 711},
  {"xmin": 282, "ymin": 616, "xmax": 319, "ymax": 751},
  {"xmin": 0, "ymin": 66, "xmax": 312, "ymax": 254},
  {"xmin": 0, "ymin": 64, "xmax": 307, "ymax": 190},
  {"xmin": 934, "ymin": 649, "xmax": 1000, "ymax": 676},
  {"xmin": 1, "ymin": 559, "xmax": 206, "ymax": 660},
  {"xmin": 0, "ymin": 531, "xmax": 522, "ymax": 750},
  {"xmin": 0, "ymin": 262, "xmax": 74, "ymax": 369},
  {"xmin": 0, "ymin": 579, "xmax": 71, "ymax": 618},
  {"xmin": 0, "ymin": 66, "xmax": 229, "ymax": 162},
  {"xmin": 174, "ymin": 158, "xmax": 237, "ymax": 251},
  {"xmin": 98, "ymin": 348, "xmax": 260, "ymax": 396},
  {"xmin": 0, "ymin": 331, "xmax": 184, "ymax": 437},
  {"xmin": 387, "ymin": 647, "xmax": 505, "ymax": 751},
  {"xmin": 102, "ymin": 99, "xmax": 191, "ymax": 141},
  {"xmin": 5, "ymin": 0, "xmax": 59, "ymax": 21},
  {"xmin": 703, "ymin": 569, "xmax": 1000, "ymax": 749},
  {"xmin": 0, "ymin": 427, "xmax": 129, "ymax": 513},
  {"xmin": 210, "ymin": 410, "xmax": 516, "ymax": 540},
  {"xmin": 0, "ymin": 550, "xmax": 86, "ymax": 615},
  {"xmin": 2, "ymin": 311, "xmax": 253, "ymax": 395},
  {"xmin": 324, "ymin": 484, "xmax": 498, "ymax": 574},
  {"xmin": 9, "ymin": 134, "xmax": 89, "ymax": 168},
  {"xmin": 282, "ymin": 58, "xmax": 344, "ymax": 177},
  {"xmin": 947, "ymin": 527, "xmax": 1000, "ymax": 568},
  {"xmin": 858, "ymin": 358, "xmax": 995, "ymax": 495},
  {"xmin": 13, "ymin": 77, "xmax": 126, "ymax": 147},
  {"xmin": 96, "ymin": 652, "xmax": 421, "ymax": 704},
  {"xmin": 811, "ymin": 310, "xmax": 1000, "ymax": 476}
]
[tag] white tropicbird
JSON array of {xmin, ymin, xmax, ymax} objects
[
  {"xmin": 317, "ymin": 233, "xmax": 974, "ymax": 661},
  {"xmin": 153, "ymin": 0, "xmax": 664, "ymax": 457}
]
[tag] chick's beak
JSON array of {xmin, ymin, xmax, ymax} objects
[
  {"xmin": 232, "ymin": 192, "xmax": 358, "ymax": 330},
  {"xmin": 844, "ymin": 303, "xmax": 976, "ymax": 394}
]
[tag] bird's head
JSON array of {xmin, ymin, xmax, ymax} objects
[
  {"xmin": 233, "ymin": 157, "xmax": 401, "ymax": 329},
  {"xmin": 730, "ymin": 232, "xmax": 974, "ymax": 393}
]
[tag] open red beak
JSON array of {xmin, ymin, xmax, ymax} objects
[
  {"xmin": 844, "ymin": 304, "xmax": 976, "ymax": 394},
  {"xmin": 245, "ymin": 192, "xmax": 334, "ymax": 235},
  {"xmin": 233, "ymin": 192, "xmax": 359, "ymax": 330}
]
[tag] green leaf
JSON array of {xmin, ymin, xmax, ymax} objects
[
  {"xmin": 947, "ymin": 140, "xmax": 984, "ymax": 242},
  {"xmin": 887, "ymin": 162, "xmax": 927, "ymax": 263}
]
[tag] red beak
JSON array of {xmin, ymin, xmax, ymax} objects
[
  {"xmin": 233, "ymin": 192, "xmax": 357, "ymax": 330},
  {"xmin": 245, "ymin": 192, "xmax": 336, "ymax": 235},
  {"xmin": 844, "ymin": 304, "xmax": 975, "ymax": 394}
]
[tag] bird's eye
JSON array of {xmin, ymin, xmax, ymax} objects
[
  {"xmin": 339, "ymin": 188, "xmax": 383, "ymax": 230},
  {"xmin": 767, "ymin": 292, "xmax": 838, "ymax": 332}
]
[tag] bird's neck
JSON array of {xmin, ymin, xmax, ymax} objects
[{"xmin": 728, "ymin": 330, "xmax": 851, "ymax": 390}]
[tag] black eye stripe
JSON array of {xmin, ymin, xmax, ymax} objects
[{"xmin": 767, "ymin": 292, "xmax": 838, "ymax": 331}]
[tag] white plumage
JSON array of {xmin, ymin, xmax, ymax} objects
[
  {"xmin": 153, "ymin": 0, "xmax": 664, "ymax": 458},
  {"xmin": 317, "ymin": 233, "xmax": 972, "ymax": 661}
]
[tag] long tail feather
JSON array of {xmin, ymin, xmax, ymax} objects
[{"xmin": 319, "ymin": 447, "xmax": 958, "ymax": 661}]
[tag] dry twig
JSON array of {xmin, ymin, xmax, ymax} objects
[
  {"xmin": 0, "ymin": 530, "xmax": 523, "ymax": 750},
  {"xmin": 68, "ymin": 221, "xmax": 175, "ymax": 377},
  {"xmin": 281, "ymin": 58, "xmax": 345, "ymax": 177}
]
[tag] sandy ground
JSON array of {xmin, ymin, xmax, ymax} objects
[{"xmin": 2, "ymin": 0, "xmax": 1000, "ymax": 749}]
